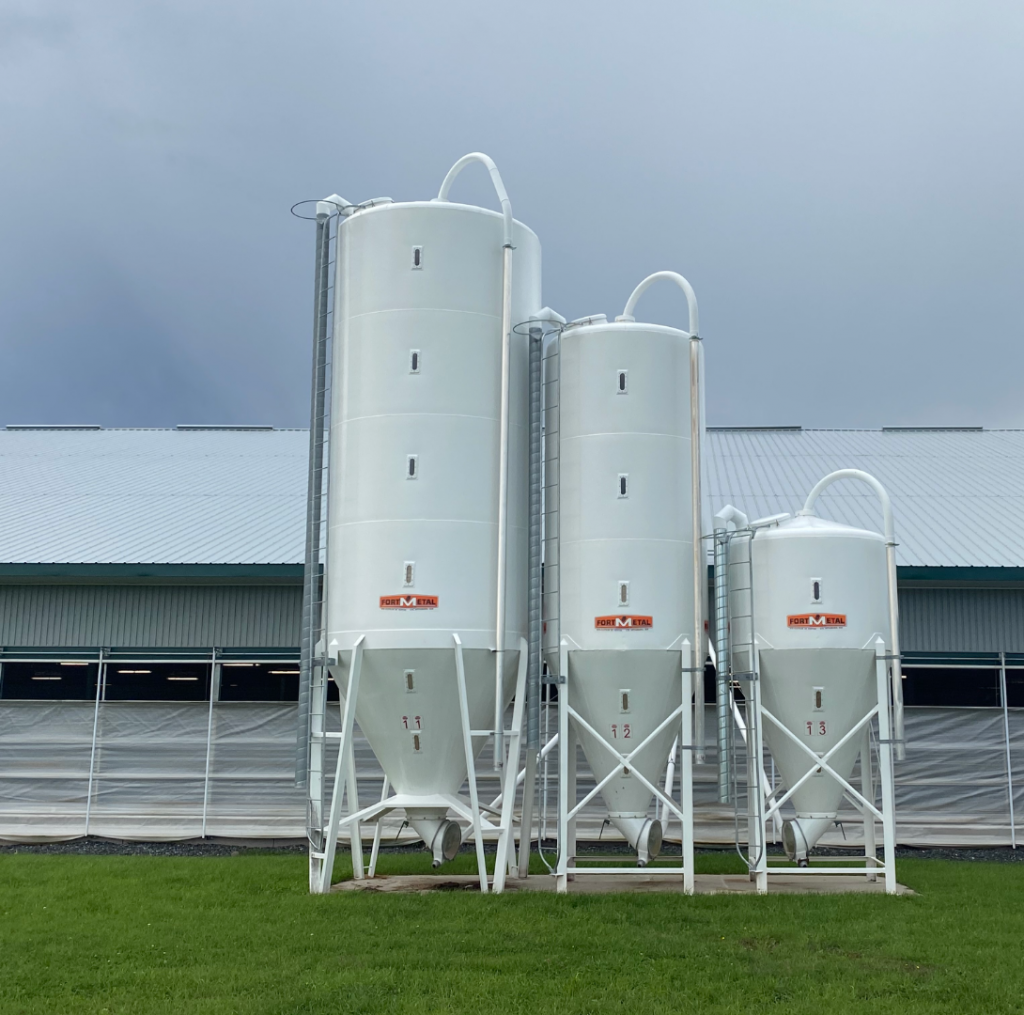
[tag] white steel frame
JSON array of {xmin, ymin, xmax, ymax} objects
[
  {"xmin": 311, "ymin": 634, "xmax": 531, "ymax": 894},
  {"xmin": 743, "ymin": 636, "xmax": 898, "ymax": 892},
  {"xmin": 554, "ymin": 637, "xmax": 696, "ymax": 893}
]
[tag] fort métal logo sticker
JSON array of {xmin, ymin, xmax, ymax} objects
[
  {"xmin": 787, "ymin": 613, "xmax": 846, "ymax": 628},
  {"xmin": 595, "ymin": 615, "xmax": 653, "ymax": 630},
  {"xmin": 380, "ymin": 595, "xmax": 439, "ymax": 610}
]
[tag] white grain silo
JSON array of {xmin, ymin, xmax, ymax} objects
[
  {"xmin": 545, "ymin": 272, "xmax": 703, "ymax": 892},
  {"xmin": 304, "ymin": 154, "xmax": 541, "ymax": 893},
  {"xmin": 718, "ymin": 469, "xmax": 903, "ymax": 893}
]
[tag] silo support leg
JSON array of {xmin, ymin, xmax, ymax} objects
[
  {"xmin": 680, "ymin": 653, "xmax": 694, "ymax": 895},
  {"xmin": 317, "ymin": 636, "xmax": 364, "ymax": 894},
  {"xmin": 367, "ymin": 776, "xmax": 390, "ymax": 878},
  {"xmin": 346, "ymin": 735, "xmax": 364, "ymax": 881},
  {"xmin": 454, "ymin": 634, "xmax": 489, "ymax": 893},
  {"xmin": 493, "ymin": 639, "xmax": 529, "ymax": 893}
]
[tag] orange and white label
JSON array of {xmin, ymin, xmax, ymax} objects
[
  {"xmin": 787, "ymin": 613, "xmax": 846, "ymax": 628},
  {"xmin": 380, "ymin": 595, "xmax": 439, "ymax": 610},
  {"xmin": 595, "ymin": 614, "xmax": 653, "ymax": 630}
]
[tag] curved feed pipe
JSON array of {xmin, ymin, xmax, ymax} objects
[
  {"xmin": 437, "ymin": 153, "xmax": 515, "ymax": 768},
  {"xmin": 436, "ymin": 152, "xmax": 514, "ymax": 248},
  {"xmin": 616, "ymin": 271, "xmax": 705, "ymax": 761},
  {"xmin": 798, "ymin": 469, "xmax": 905, "ymax": 759},
  {"xmin": 617, "ymin": 270, "xmax": 700, "ymax": 338}
]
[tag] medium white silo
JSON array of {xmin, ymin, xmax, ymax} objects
[
  {"xmin": 309, "ymin": 154, "xmax": 541, "ymax": 892},
  {"xmin": 721, "ymin": 469, "xmax": 902, "ymax": 893},
  {"xmin": 546, "ymin": 272, "xmax": 703, "ymax": 891}
]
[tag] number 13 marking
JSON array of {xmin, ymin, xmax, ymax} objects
[{"xmin": 805, "ymin": 720, "xmax": 827, "ymax": 735}]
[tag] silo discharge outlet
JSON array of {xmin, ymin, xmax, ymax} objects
[
  {"xmin": 610, "ymin": 815, "xmax": 663, "ymax": 866},
  {"xmin": 408, "ymin": 810, "xmax": 462, "ymax": 867},
  {"xmin": 782, "ymin": 815, "xmax": 834, "ymax": 865}
]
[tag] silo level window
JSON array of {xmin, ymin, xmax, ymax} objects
[
  {"xmin": 618, "ymin": 474, "xmax": 628, "ymax": 498},
  {"xmin": 407, "ymin": 455, "xmax": 418, "ymax": 479},
  {"xmin": 617, "ymin": 370, "xmax": 628, "ymax": 394}
]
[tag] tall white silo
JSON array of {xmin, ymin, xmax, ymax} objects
[
  {"xmin": 546, "ymin": 272, "xmax": 703, "ymax": 891},
  {"xmin": 309, "ymin": 154, "xmax": 541, "ymax": 891},
  {"xmin": 724, "ymin": 469, "xmax": 902, "ymax": 893}
]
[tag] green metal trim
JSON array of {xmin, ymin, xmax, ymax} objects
[{"xmin": 897, "ymin": 566, "xmax": 1024, "ymax": 583}]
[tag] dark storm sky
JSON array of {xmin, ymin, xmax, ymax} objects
[{"xmin": 1, "ymin": 0, "xmax": 1021, "ymax": 429}]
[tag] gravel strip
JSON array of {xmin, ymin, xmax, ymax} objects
[{"xmin": 2, "ymin": 837, "xmax": 1022, "ymax": 864}]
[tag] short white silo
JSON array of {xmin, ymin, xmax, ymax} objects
[
  {"xmin": 720, "ymin": 469, "xmax": 902, "ymax": 893},
  {"xmin": 546, "ymin": 272, "xmax": 703, "ymax": 892},
  {"xmin": 307, "ymin": 154, "xmax": 541, "ymax": 893}
]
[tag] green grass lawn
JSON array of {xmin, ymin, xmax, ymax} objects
[{"xmin": 2, "ymin": 850, "xmax": 1022, "ymax": 1014}]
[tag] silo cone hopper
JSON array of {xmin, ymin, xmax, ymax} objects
[
  {"xmin": 569, "ymin": 651, "xmax": 682, "ymax": 863},
  {"xmin": 758, "ymin": 646, "xmax": 878, "ymax": 859},
  {"xmin": 332, "ymin": 643, "xmax": 524, "ymax": 868}
]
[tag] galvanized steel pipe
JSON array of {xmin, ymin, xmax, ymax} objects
[{"xmin": 296, "ymin": 207, "xmax": 332, "ymax": 788}]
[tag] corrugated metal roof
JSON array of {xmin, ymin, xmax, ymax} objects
[
  {"xmin": 0, "ymin": 429, "xmax": 307, "ymax": 564},
  {"xmin": 2, "ymin": 426, "xmax": 1021, "ymax": 569},
  {"xmin": 705, "ymin": 428, "xmax": 1024, "ymax": 567}
]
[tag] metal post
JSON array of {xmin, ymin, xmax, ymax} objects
[
  {"xmin": 690, "ymin": 334, "xmax": 705, "ymax": 764},
  {"xmin": 84, "ymin": 650, "xmax": 104, "ymax": 836},
  {"xmin": 1000, "ymin": 652, "xmax": 1016, "ymax": 849},
  {"xmin": 493, "ymin": 242, "xmax": 514, "ymax": 770},
  {"xmin": 454, "ymin": 633, "xmax": 489, "ymax": 893},
  {"xmin": 681, "ymin": 640, "xmax": 694, "ymax": 894},
  {"xmin": 201, "ymin": 649, "xmax": 219, "ymax": 838},
  {"xmin": 346, "ymin": 721, "xmax": 364, "ymax": 880},
  {"xmin": 875, "ymin": 638, "xmax": 898, "ymax": 893},
  {"xmin": 494, "ymin": 639, "xmax": 529, "ymax": 893},
  {"xmin": 556, "ymin": 637, "xmax": 570, "ymax": 893},
  {"xmin": 368, "ymin": 776, "xmax": 389, "ymax": 878},
  {"xmin": 862, "ymin": 727, "xmax": 877, "ymax": 881},
  {"xmin": 886, "ymin": 541, "xmax": 905, "ymax": 762}
]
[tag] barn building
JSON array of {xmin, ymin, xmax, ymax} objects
[{"xmin": 1, "ymin": 424, "xmax": 1020, "ymax": 845}]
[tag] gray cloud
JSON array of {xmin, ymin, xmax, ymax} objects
[{"xmin": 0, "ymin": 0, "xmax": 1021, "ymax": 428}]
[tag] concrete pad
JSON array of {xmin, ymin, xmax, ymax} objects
[{"xmin": 333, "ymin": 872, "xmax": 913, "ymax": 895}]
